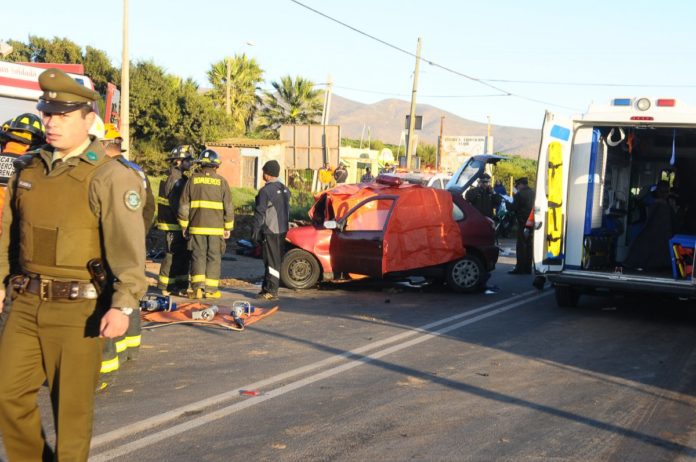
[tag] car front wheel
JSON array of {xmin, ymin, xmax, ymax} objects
[
  {"xmin": 281, "ymin": 248, "xmax": 321, "ymax": 290},
  {"xmin": 446, "ymin": 255, "xmax": 486, "ymax": 293}
]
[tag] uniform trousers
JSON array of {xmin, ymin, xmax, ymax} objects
[
  {"xmin": 189, "ymin": 234, "xmax": 225, "ymax": 293},
  {"xmin": 262, "ymin": 233, "xmax": 285, "ymax": 296},
  {"xmin": 0, "ymin": 291, "xmax": 102, "ymax": 462},
  {"xmin": 157, "ymin": 231, "xmax": 190, "ymax": 291},
  {"xmin": 515, "ymin": 225, "xmax": 533, "ymax": 273}
]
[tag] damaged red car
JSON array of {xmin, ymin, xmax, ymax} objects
[{"xmin": 280, "ymin": 173, "xmax": 499, "ymax": 292}]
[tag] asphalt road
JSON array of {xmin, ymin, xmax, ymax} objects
[{"xmin": 2, "ymin": 246, "xmax": 696, "ymax": 462}]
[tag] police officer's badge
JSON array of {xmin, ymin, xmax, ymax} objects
[
  {"xmin": 124, "ymin": 190, "xmax": 142, "ymax": 211},
  {"xmin": 86, "ymin": 151, "xmax": 98, "ymax": 161}
]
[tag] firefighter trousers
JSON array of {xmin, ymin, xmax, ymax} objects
[
  {"xmin": 189, "ymin": 234, "xmax": 226, "ymax": 293},
  {"xmin": 0, "ymin": 292, "xmax": 101, "ymax": 462},
  {"xmin": 158, "ymin": 231, "xmax": 190, "ymax": 291},
  {"xmin": 262, "ymin": 233, "xmax": 285, "ymax": 296}
]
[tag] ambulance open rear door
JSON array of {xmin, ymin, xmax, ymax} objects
[{"xmin": 533, "ymin": 111, "xmax": 573, "ymax": 274}]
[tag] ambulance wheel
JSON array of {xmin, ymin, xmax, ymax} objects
[
  {"xmin": 555, "ymin": 286, "xmax": 580, "ymax": 308},
  {"xmin": 281, "ymin": 249, "xmax": 321, "ymax": 290},
  {"xmin": 446, "ymin": 255, "xmax": 485, "ymax": 293}
]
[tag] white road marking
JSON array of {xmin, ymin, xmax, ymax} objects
[{"xmin": 90, "ymin": 290, "xmax": 549, "ymax": 460}]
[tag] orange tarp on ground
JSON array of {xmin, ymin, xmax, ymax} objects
[
  {"xmin": 310, "ymin": 182, "xmax": 464, "ymax": 275},
  {"xmin": 142, "ymin": 303, "xmax": 278, "ymax": 330}
]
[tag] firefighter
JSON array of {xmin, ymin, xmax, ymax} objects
[
  {"xmin": 93, "ymin": 121, "xmax": 154, "ymax": 388},
  {"xmin": 252, "ymin": 160, "xmax": 291, "ymax": 301},
  {"xmin": 0, "ymin": 114, "xmax": 46, "ymax": 335},
  {"xmin": 156, "ymin": 145, "xmax": 194, "ymax": 295},
  {"xmin": 177, "ymin": 149, "xmax": 234, "ymax": 299}
]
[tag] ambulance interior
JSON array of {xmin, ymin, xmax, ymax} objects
[{"xmin": 573, "ymin": 125, "xmax": 696, "ymax": 280}]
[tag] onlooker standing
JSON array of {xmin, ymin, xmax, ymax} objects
[
  {"xmin": 360, "ymin": 167, "xmax": 374, "ymax": 183},
  {"xmin": 494, "ymin": 179, "xmax": 507, "ymax": 196},
  {"xmin": 318, "ymin": 162, "xmax": 334, "ymax": 191},
  {"xmin": 333, "ymin": 162, "xmax": 348, "ymax": 184},
  {"xmin": 508, "ymin": 177, "xmax": 535, "ymax": 274},
  {"xmin": 253, "ymin": 160, "xmax": 291, "ymax": 301},
  {"xmin": 465, "ymin": 173, "xmax": 501, "ymax": 219},
  {"xmin": 178, "ymin": 149, "xmax": 234, "ymax": 299}
]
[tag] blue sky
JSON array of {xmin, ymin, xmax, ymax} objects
[{"xmin": 4, "ymin": 0, "xmax": 696, "ymax": 129}]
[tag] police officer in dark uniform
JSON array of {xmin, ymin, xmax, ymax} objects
[
  {"xmin": 465, "ymin": 173, "xmax": 501, "ymax": 219},
  {"xmin": 0, "ymin": 68, "xmax": 146, "ymax": 461},
  {"xmin": 156, "ymin": 146, "xmax": 194, "ymax": 295},
  {"xmin": 177, "ymin": 149, "xmax": 234, "ymax": 299},
  {"xmin": 508, "ymin": 177, "xmax": 535, "ymax": 274},
  {"xmin": 253, "ymin": 160, "xmax": 291, "ymax": 301}
]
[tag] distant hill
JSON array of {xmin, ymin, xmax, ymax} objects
[{"xmin": 329, "ymin": 95, "xmax": 540, "ymax": 159}]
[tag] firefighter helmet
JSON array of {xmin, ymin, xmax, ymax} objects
[
  {"xmin": 169, "ymin": 145, "xmax": 196, "ymax": 160},
  {"xmin": 1, "ymin": 113, "xmax": 46, "ymax": 147},
  {"xmin": 103, "ymin": 123, "xmax": 123, "ymax": 141},
  {"xmin": 197, "ymin": 149, "xmax": 221, "ymax": 167}
]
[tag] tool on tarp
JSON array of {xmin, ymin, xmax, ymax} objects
[
  {"xmin": 139, "ymin": 293, "xmax": 177, "ymax": 312},
  {"xmin": 191, "ymin": 305, "xmax": 219, "ymax": 321}
]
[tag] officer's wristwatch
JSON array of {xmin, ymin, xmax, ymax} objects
[{"xmin": 117, "ymin": 307, "xmax": 135, "ymax": 316}]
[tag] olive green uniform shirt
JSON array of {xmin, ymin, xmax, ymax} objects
[{"xmin": 0, "ymin": 139, "xmax": 147, "ymax": 308}]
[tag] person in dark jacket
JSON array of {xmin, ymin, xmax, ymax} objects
[
  {"xmin": 508, "ymin": 177, "xmax": 535, "ymax": 274},
  {"xmin": 178, "ymin": 149, "xmax": 234, "ymax": 299},
  {"xmin": 465, "ymin": 173, "xmax": 501, "ymax": 219},
  {"xmin": 333, "ymin": 162, "xmax": 348, "ymax": 184},
  {"xmin": 156, "ymin": 146, "xmax": 194, "ymax": 295},
  {"xmin": 253, "ymin": 160, "xmax": 291, "ymax": 301}
]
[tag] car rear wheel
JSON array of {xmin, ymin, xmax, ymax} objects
[
  {"xmin": 281, "ymin": 249, "xmax": 321, "ymax": 290},
  {"xmin": 446, "ymin": 255, "xmax": 486, "ymax": 293}
]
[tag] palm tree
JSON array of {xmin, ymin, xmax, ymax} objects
[
  {"xmin": 206, "ymin": 53, "xmax": 264, "ymax": 135},
  {"xmin": 257, "ymin": 75, "xmax": 324, "ymax": 137}
]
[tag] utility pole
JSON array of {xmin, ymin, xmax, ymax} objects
[
  {"xmin": 486, "ymin": 115, "xmax": 492, "ymax": 154},
  {"xmin": 225, "ymin": 57, "xmax": 231, "ymax": 115},
  {"xmin": 120, "ymin": 0, "xmax": 130, "ymax": 159},
  {"xmin": 321, "ymin": 74, "xmax": 333, "ymax": 165},
  {"xmin": 405, "ymin": 37, "xmax": 422, "ymax": 170},
  {"xmin": 437, "ymin": 116, "xmax": 445, "ymax": 172}
]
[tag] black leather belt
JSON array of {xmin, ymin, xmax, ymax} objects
[{"xmin": 11, "ymin": 275, "xmax": 99, "ymax": 301}]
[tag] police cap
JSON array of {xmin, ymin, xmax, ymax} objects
[{"xmin": 36, "ymin": 68, "xmax": 99, "ymax": 114}]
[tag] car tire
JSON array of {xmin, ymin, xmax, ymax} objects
[
  {"xmin": 554, "ymin": 286, "xmax": 580, "ymax": 308},
  {"xmin": 281, "ymin": 248, "xmax": 321, "ymax": 290},
  {"xmin": 446, "ymin": 255, "xmax": 486, "ymax": 293}
]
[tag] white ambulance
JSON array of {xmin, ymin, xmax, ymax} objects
[{"xmin": 533, "ymin": 98, "xmax": 696, "ymax": 306}]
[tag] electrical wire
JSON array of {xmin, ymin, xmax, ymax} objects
[
  {"xmin": 288, "ymin": 0, "xmax": 684, "ymax": 111},
  {"xmin": 332, "ymin": 84, "xmax": 508, "ymax": 99}
]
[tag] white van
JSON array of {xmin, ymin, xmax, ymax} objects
[{"xmin": 533, "ymin": 98, "xmax": 696, "ymax": 306}]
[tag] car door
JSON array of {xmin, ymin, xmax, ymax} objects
[
  {"xmin": 533, "ymin": 111, "xmax": 573, "ymax": 273},
  {"xmin": 446, "ymin": 154, "xmax": 508, "ymax": 194},
  {"xmin": 330, "ymin": 196, "xmax": 397, "ymax": 277}
]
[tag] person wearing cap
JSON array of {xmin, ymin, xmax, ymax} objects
[
  {"xmin": 252, "ymin": 160, "xmax": 290, "ymax": 301},
  {"xmin": 333, "ymin": 161, "xmax": 348, "ymax": 184},
  {"xmin": 0, "ymin": 68, "xmax": 147, "ymax": 461},
  {"xmin": 465, "ymin": 172, "xmax": 501, "ymax": 219},
  {"xmin": 156, "ymin": 145, "xmax": 194, "ymax": 295},
  {"xmin": 508, "ymin": 177, "xmax": 535, "ymax": 274},
  {"xmin": 177, "ymin": 149, "xmax": 234, "ymax": 299}
]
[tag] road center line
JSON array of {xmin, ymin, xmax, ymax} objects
[{"xmin": 90, "ymin": 290, "xmax": 549, "ymax": 460}]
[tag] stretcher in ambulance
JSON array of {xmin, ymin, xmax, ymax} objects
[{"xmin": 533, "ymin": 98, "xmax": 696, "ymax": 307}]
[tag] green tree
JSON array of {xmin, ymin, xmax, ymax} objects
[
  {"xmin": 492, "ymin": 155, "xmax": 538, "ymax": 191},
  {"xmin": 257, "ymin": 75, "xmax": 323, "ymax": 137},
  {"xmin": 416, "ymin": 143, "xmax": 437, "ymax": 168},
  {"xmin": 206, "ymin": 54, "xmax": 263, "ymax": 135},
  {"xmin": 83, "ymin": 46, "xmax": 119, "ymax": 95}
]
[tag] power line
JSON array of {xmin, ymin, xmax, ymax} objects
[
  {"xmin": 332, "ymin": 84, "xmax": 508, "ymax": 99},
  {"xmin": 289, "ymin": 0, "xmax": 695, "ymax": 112},
  {"xmin": 288, "ymin": 0, "xmax": 583, "ymax": 111}
]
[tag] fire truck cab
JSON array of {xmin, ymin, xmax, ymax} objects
[{"xmin": 533, "ymin": 97, "xmax": 696, "ymax": 306}]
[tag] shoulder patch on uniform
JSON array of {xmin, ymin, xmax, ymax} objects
[
  {"xmin": 86, "ymin": 151, "xmax": 98, "ymax": 161},
  {"xmin": 124, "ymin": 190, "xmax": 142, "ymax": 211}
]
